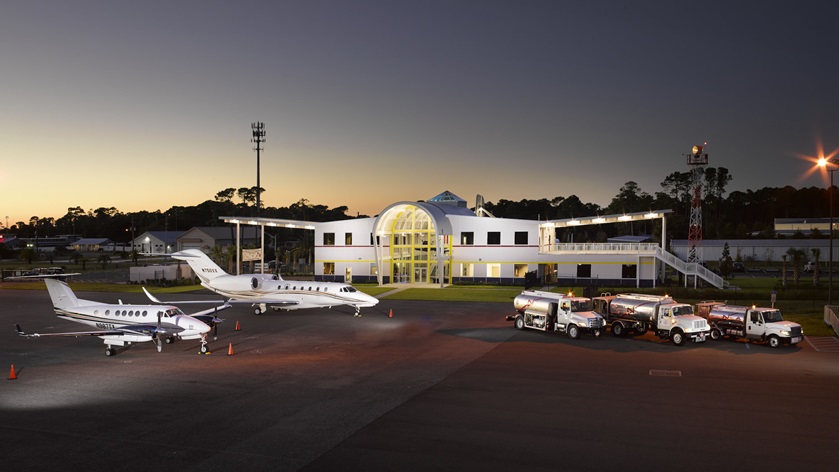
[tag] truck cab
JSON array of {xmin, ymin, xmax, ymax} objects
[{"xmin": 697, "ymin": 302, "xmax": 803, "ymax": 348}]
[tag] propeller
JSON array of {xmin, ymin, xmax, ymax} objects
[{"xmin": 155, "ymin": 311, "xmax": 164, "ymax": 353}]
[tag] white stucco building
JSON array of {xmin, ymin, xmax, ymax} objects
[{"xmin": 220, "ymin": 191, "xmax": 720, "ymax": 288}]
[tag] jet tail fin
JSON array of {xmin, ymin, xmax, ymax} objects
[
  {"xmin": 44, "ymin": 278, "xmax": 81, "ymax": 309},
  {"xmin": 170, "ymin": 249, "xmax": 227, "ymax": 281}
]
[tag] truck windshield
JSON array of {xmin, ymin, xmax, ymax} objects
[
  {"xmin": 761, "ymin": 310, "xmax": 783, "ymax": 322},
  {"xmin": 570, "ymin": 300, "xmax": 593, "ymax": 312},
  {"xmin": 671, "ymin": 305, "xmax": 694, "ymax": 316}
]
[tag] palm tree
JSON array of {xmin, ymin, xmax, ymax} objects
[
  {"xmin": 786, "ymin": 248, "xmax": 806, "ymax": 285},
  {"xmin": 290, "ymin": 232, "xmax": 314, "ymax": 273},
  {"xmin": 811, "ymin": 248, "xmax": 821, "ymax": 285},
  {"xmin": 97, "ymin": 254, "xmax": 111, "ymax": 269},
  {"xmin": 781, "ymin": 254, "xmax": 787, "ymax": 288}
]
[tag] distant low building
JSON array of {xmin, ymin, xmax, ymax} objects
[
  {"xmin": 176, "ymin": 226, "xmax": 260, "ymax": 253},
  {"xmin": 670, "ymin": 239, "xmax": 832, "ymax": 263},
  {"xmin": 70, "ymin": 238, "xmax": 115, "ymax": 252},
  {"xmin": 132, "ymin": 231, "xmax": 185, "ymax": 255},
  {"xmin": 774, "ymin": 218, "xmax": 831, "ymax": 236}
]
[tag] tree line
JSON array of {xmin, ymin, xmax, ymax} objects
[{"xmin": 4, "ymin": 171, "xmax": 837, "ymax": 244}]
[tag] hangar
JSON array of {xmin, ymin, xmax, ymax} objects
[{"xmin": 220, "ymin": 191, "xmax": 725, "ymax": 289}]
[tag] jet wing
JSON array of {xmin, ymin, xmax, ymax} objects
[
  {"xmin": 222, "ymin": 298, "xmax": 299, "ymax": 307},
  {"xmin": 15, "ymin": 323, "xmax": 183, "ymax": 338},
  {"xmin": 16, "ymin": 324, "xmax": 124, "ymax": 338},
  {"xmin": 142, "ymin": 287, "xmax": 234, "ymax": 306},
  {"xmin": 141, "ymin": 287, "xmax": 298, "ymax": 307}
]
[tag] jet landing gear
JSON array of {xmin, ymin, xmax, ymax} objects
[
  {"xmin": 198, "ymin": 334, "xmax": 210, "ymax": 355},
  {"xmin": 354, "ymin": 306, "xmax": 362, "ymax": 317},
  {"xmin": 105, "ymin": 347, "xmax": 117, "ymax": 357},
  {"xmin": 254, "ymin": 303, "xmax": 267, "ymax": 315}
]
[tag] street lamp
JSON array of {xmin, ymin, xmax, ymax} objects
[{"xmin": 818, "ymin": 157, "xmax": 839, "ymax": 305}]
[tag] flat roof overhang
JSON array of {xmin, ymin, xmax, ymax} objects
[{"xmin": 541, "ymin": 209, "xmax": 673, "ymax": 229}]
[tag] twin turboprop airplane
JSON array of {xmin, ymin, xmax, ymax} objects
[
  {"xmin": 16, "ymin": 278, "xmax": 226, "ymax": 356},
  {"xmin": 165, "ymin": 249, "xmax": 380, "ymax": 316}
]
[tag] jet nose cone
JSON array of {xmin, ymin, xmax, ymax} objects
[
  {"xmin": 359, "ymin": 293, "xmax": 379, "ymax": 307},
  {"xmin": 178, "ymin": 315, "xmax": 211, "ymax": 334}
]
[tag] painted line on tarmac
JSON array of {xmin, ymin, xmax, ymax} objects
[
  {"xmin": 805, "ymin": 336, "xmax": 839, "ymax": 352},
  {"xmin": 649, "ymin": 369, "xmax": 682, "ymax": 377}
]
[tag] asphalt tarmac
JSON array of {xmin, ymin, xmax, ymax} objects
[{"xmin": 2, "ymin": 287, "xmax": 838, "ymax": 472}]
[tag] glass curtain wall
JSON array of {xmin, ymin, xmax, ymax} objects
[{"xmin": 390, "ymin": 206, "xmax": 436, "ymax": 284}]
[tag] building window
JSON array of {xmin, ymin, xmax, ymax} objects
[
  {"xmin": 345, "ymin": 233, "xmax": 352, "ymax": 245},
  {"xmin": 461, "ymin": 232, "xmax": 474, "ymax": 245},
  {"xmin": 323, "ymin": 262, "xmax": 335, "ymax": 275},
  {"xmin": 514, "ymin": 232, "xmax": 528, "ymax": 245},
  {"xmin": 460, "ymin": 263, "xmax": 473, "ymax": 277},
  {"xmin": 576, "ymin": 264, "xmax": 592, "ymax": 278},
  {"xmin": 323, "ymin": 233, "xmax": 335, "ymax": 245},
  {"xmin": 487, "ymin": 232, "xmax": 501, "ymax": 245},
  {"xmin": 487, "ymin": 263, "xmax": 501, "ymax": 277},
  {"xmin": 622, "ymin": 264, "xmax": 637, "ymax": 279},
  {"xmin": 514, "ymin": 264, "xmax": 528, "ymax": 277}
]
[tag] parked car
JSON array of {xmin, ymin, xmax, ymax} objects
[{"xmin": 732, "ymin": 262, "xmax": 745, "ymax": 272}]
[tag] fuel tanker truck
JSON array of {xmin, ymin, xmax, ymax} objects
[
  {"xmin": 695, "ymin": 302, "xmax": 803, "ymax": 348},
  {"xmin": 592, "ymin": 293, "xmax": 710, "ymax": 346},
  {"xmin": 507, "ymin": 290, "xmax": 605, "ymax": 339}
]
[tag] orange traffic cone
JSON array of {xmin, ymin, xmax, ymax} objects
[
  {"xmin": 227, "ymin": 343, "xmax": 234, "ymax": 356},
  {"xmin": 9, "ymin": 364, "xmax": 17, "ymax": 380},
  {"xmin": 388, "ymin": 309, "xmax": 393, "ymax": 318},
  {"xmin": 235, "ymin": 320, "xmax": 241, "ymax": 331}
]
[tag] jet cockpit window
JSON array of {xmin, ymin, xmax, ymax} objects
[
  {"xmin": 346, "ymin": 286, "xmax": 358, "ymax": 293},
  {"xmin": 165, "ymin": 308, "xmax": 184, "ymax": 317}
]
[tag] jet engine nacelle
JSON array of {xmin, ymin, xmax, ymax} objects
[{"xmin": 208, "ymin": 274, "xmax": 278, "ymax": 292}]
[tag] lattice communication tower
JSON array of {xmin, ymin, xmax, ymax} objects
[{"xmin": 686, "ymin": 144, "xmax": 708, "ymax": 263}]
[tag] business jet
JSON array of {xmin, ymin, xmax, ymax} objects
[
  {"xmin": 16, "ymin": 278, "xmax": 226, "ymax": 356},
  {"xmin": 165, "ymin": 249, "xmax": 380, "ymax": 316}
]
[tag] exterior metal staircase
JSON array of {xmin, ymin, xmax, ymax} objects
[{"xmin": 542, "ymin": 243, "xmax": 728, "ymax": 289}]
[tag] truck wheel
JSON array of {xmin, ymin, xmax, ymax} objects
[
  {"xmin": 768, "ymin": 335, "xmax": 781, "ymax": 348},
  {"xmin": 710, "ymin": 328, "xmax": 721, "ymax": 341},
  {"xmin": 567, "ymin": 324, "xmax": 580, "ymax": 340},
  {"xmin": 671, "ymin": 330, "xmax": 685, "ymax": 346},
  {"xmin": 515, "ymin": 316, "xmax": 525, "ymax": 330},
  {"xmin": 612, "ymin": 322, "xmax": 624, "ymax": 337},
  {"xmin": 635, "ymin": 324, "xmax": 648, "ymax": 335}
]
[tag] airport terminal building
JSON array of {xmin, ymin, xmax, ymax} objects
[{"xmin": 221, "ymin": 191, "xmax": 706, "ymax": 288}]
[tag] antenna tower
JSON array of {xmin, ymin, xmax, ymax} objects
[
  {"xmin": 251, "ymin": 122, "xmax": 266, "ymax": 214},
  {"xmin": 686, "ymin": 144, "xmax": 708, "ymax": 263}
]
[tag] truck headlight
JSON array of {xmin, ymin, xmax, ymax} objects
[{"xmin": 780, "ymin": 330, "xmax": 790, "ymax": 337}]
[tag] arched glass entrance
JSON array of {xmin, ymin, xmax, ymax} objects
[{"xmin": 374, "ymin": 203, "xmax": 452, "ymax": 286}]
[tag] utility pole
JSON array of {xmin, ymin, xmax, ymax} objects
[{"xmin": 251, "ymin": 122, "xmax": 266, "ymax": 215}]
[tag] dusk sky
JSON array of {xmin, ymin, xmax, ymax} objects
[{"xmin": 2, "ymin": 1, "xmax": 837, "ymax": 227}]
